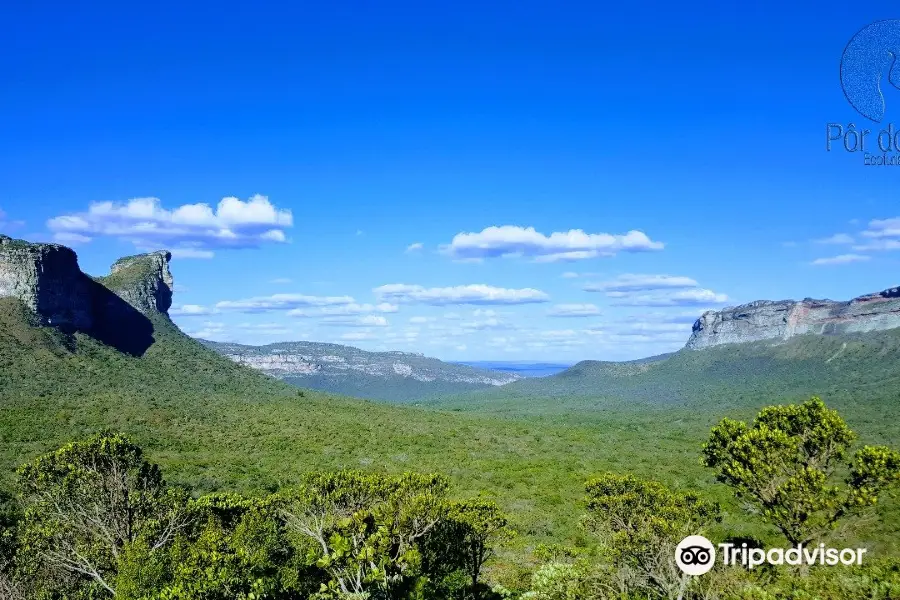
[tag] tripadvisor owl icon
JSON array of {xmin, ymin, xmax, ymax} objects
[{"xmin": 675, "ymin": 535, "xmax": 716, "ymax": 576}]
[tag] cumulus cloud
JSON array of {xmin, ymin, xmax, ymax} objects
[
  {"xmin": 852, "ymin": 239, "xmax": 900, "ymax": 252},
  {"xmin": 583, "ymin": 274, "xmax": 698, "ymax": 293},
  {"xmin": 862, "ymin": 217, "xmax": 900, "ymax": 239},
  {"xmin": 170, "ymin": 304, "xmax": 217, "ymax": 316},
  {"xmin": 560, "ymin": 271, "xmax": 580, "ymax": 279},
  {"xmin": 408, "ymin": 316, "xmax": 435, "ymax": 324},
  {"xmin": 46, "ymin": 195, "xmax": 293, "ymax": 257},
  {"xmin": 340, "ymin": 332, "xmax": 378, "ymax": 341},
  {"xmin": 810, "ymin": 254, "xmax": 871, "ymax": 266},
  {"xmin": 184, "ymin": 321, "xmax": 229, "ymax": 341},
  {"xmin": 814, "ymin": 233, "xmax": 854, "ymax": 245},
  {"xmin": 547, "ymin": 303, "xmax": 602, "ymax": 317},
  {"xmin": 216, "ymin": 293, "xmax": 355, "ymax": 312},
  {"xmin": 170, "ymin": 248, "xmax": 215, "ymax": 259},
  {"xmin": 52, "ymin": 232, "xmax": 92, "ymax": 245},
  {"xmin": 580, "ymin": 273, "xmax": 726, "ymax": 307},
  {"xmin": 406, "ymin": 242, "xmax": 424, "ymax": 252},
  {"xmin": 321, "ymin": 315, "xmax": 389, "ymax": 327},
  {"xmin": 287, "ymin": 303, "xmax": 398, "ymax": 318},
  {"xmin": 373, "ymin": 283, "xmax": 550, "ymax": 305},
  {"xmin": 459, "ymin": 317, "xmax": 516, "ymax": 331},
  {"xmin": 609, "ymin": 288, "xmax": 729, "ymax": 307},
  {"xmin": 439, "ymin": 225, "xmax": 663, "ymax": 262}
]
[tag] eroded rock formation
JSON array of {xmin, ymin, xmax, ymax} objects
[{"xmin": 686, "ymin": 287, "xmax": 900, "ymax": 349}]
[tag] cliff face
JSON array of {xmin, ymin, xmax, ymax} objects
[
  {"xmin": 686, "ymin": 287, "xmax": 900, "ymax": 349},
  {"xmin": 0, "ymin": 235, "xmax": 173, "ymax": 334}
]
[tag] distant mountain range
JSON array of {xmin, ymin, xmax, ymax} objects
[{"xmin": 199, "ymin": 340, "xmax": 523, "ymax": 402}]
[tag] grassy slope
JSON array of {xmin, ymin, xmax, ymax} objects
[{"xmin": 2, "ymin": 296, "xmax": 899, "ymax": 574}]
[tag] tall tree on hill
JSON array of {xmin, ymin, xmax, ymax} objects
[
  {"xmin": 15, "ymin": 432, "xmax": 188, "ymax": 597},
  {"xmin": 702, "ymin": 397, "xmax": 900, "ymax": 546}
]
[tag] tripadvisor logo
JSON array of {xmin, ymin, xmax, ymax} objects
[{"xmin": 675, "ymin": 535, "xmax": 868, "ymax": 575}]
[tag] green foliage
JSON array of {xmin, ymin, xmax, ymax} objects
[
  {"xmin": 279, "ymin": 470, "xmax": 449, "ymax": 598},
  {"xmin": 584, "ymin": 473, "xmax": 720, "ymax": 558},
  {"xmin": 15, "ymin": 432, "xmax": 188, "ymax": 597},
  {"xmin": 702, "ymin": 397, "xmax": 900, "ymax": 545},
  {"xmin": 582, "ymin": 474, "xmax": 720, "ymax": 599}
]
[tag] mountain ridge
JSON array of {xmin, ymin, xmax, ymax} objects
[
  {"xmin": 200, "ymin": 339, "xmax": 523, "ymax": 403},
  {"xmin": 686, "ymin": 285, "xmax": 900, "ymax": 349}
]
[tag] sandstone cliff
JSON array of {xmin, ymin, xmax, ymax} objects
[
  {"xmin": 0, "ymin": 235, "xmax": 172, "ymax": 353},
  {"xmin": 686, "ymin": 287, "xmax": 900, "ymax": 349}
]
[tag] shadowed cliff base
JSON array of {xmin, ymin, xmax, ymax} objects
[{"xmin": 0, "ymin": 235, "xmax": 171, "ymax": 357}]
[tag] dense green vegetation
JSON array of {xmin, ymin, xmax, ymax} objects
[
  {"xmin": 2, "ymin": 290, "xmax": 900, "ymax": 596},
  {"xmin": 2, "ymin": 405, "xmax": 898, "ymax": 598}
]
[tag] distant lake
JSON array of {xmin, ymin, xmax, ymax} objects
[{"xmin": 453, "ymin": 361, "xmax": 573, "ymax": 378}]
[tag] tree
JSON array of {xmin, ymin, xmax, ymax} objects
[
  {"xmin": 702, "ymin": 397, "xmax": 900, "ymax": 545},
  {"xmin": 16, "ymin": 432, "xmax": 188, "ymax": 597},
  {"xmin": 583, "ymin": 473, "xmax": 720, "ymax": 600},
  {"xmin": 437, "ymin": 499, "xmax": 512, "ymax": 598},
  {"xmin": 279, "ymin": 470, "xmax": 449, "ymax": 599},
  {"xmin": 117, "ymin": 492, "xmax": 315, "ymax": 600}
]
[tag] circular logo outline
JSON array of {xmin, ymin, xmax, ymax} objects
[{"xmin": 675, "ymin": 535, "xmax": 716, "ymax": 576}]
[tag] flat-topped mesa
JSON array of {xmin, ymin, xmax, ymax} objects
[
  {"xmin": 101, "ymin": 251, "xmax": 174, "ymax": 315},
  {"xmin": 0, "ymin": 234, "xmax": 94, "ymax": 329},
  {"xmin": 0, "ymin": 235, "xmax": 174, "ymax": 331},
  {"xmin": 686, "ymin": 286, "xmax": 900, "ymax": 350}
]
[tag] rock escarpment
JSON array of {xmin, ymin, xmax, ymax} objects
[
  {"xmin": 686, "ymin": 287, "xmax": 900, "ymax": 349},
  {"xmin": 0, "ymin": 235, "xmax": 172, "ymax": 353}
]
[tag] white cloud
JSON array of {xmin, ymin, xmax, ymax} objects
[
  {"xmin": 322, "ymin": 315, "xmax": 389, "ymax": 327},
  {"xmin": 185, "ymin": 321, "xmax": 229, "ymax": 341},
  {"xmin": 216, "ymin": 293, "xmax": 355, "ymax": 312},
  {"xmin": 852, "ymin": 239, "xmax": 900, "ymax": 252},
  {"xmin": 46, "ymin": 195, "xmax": 292, "ymax": 255},
  {"xmin": 814, "ymin": 233, "xmax": 854, "ymax": 245},
  {"xmin": 561, "ymin": 271, "xmax": 580, "ymax": 279},
  {"xmin": 440, "ymin": 225, "xmax": 663, "ymax": 262},
  {"xmin": 862, "ymin": 217, "xmax": 900, "ymax": 239},
  {"xmin": 547, "ymin": 303, "xmax": 602, "ymax": 317},
  {"xmin": 51, "ymin": 232, "xmax": 92, "ymax": 245},
  {"xmin": 610, "ymin": 288, "xmax": 729, "ymax": 307},
  {"xmin": 170, "ymin": 248, "xmax": 215, "ymax": 259},
  {"xmin": 583, "ymin": 274, "xmax": 698, "ymax": 292},
  {"xmin": 270, "ymin": 277, "xmax": 293, "ymax": 284},
  {"xmin": 810, "ymin": 254, "xmax": 871, "ymax": 266},
  {"xmin": 340, "ymin": 331, "xmax": 378, "ymax": 341},
  {"xmin": 373, "ymin": 283, "xmax": 550, "ymax": 305},
  {"xmin": 287, "ymin": 303, "xmax": 398, "ymax": 318},
  {"xmin": 406, "ymin": 242, "xmax": 424, "ymax": 252},
  {"xmin": 170, "ymin": 304, "xmax": 216, "ymax": 316},
  {"xmin": 236, "ymin": 322, "xmax": 292, "ymax": 335},
  {"xmin": 459, "ymin": 317, "xmax": 516, "ymax": 331},
  {"xmin": 408, "ymin": 316, "xmax": 435, "ymax": 324}
]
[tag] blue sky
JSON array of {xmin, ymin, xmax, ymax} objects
[{"xmin": 1, "ymin": 1, "xmax": 899, "ymax": 361}]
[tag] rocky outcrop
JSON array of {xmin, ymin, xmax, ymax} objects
[
  {"xmin": 0, "ymin": 235, "xmax": 95, "ymax": 329},
  {"xmin": 103, "ymin": 251, "xmax": 174, "ymax": 314},
  {"xmin": 0, "ymin": 235, "xmax": 173, "ymax": 348},
  {"xmin": 686, "ymin": 287, "xmax": 900, "ymax": 349}
]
